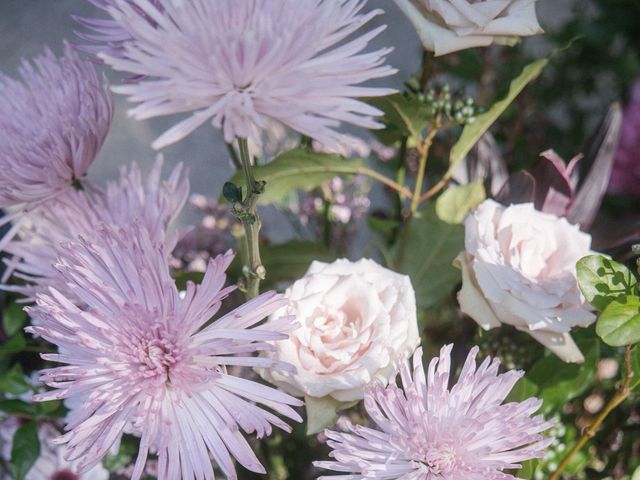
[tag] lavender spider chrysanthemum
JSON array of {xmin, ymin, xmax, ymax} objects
[
  {"xmin": 74, "ymin": 0, "xmax": 164, "ymax": 59},
  {"xmin": 2, "ymin": 158, "xmax": 188, "ymax": 301},
  {"xmin": 81, "ymin": 0, "xmax": 396, "ymax": 150},
  {"xmin": 316, "ymin": 345, "xmax": 554, "ymax": 479},
  {"xmin": 0, "ymin": 43, "xmax": 112, "ymax": 249},
  {"xmin": 27, "ymin": 223, "xmax": 303, "ymax": 480}
]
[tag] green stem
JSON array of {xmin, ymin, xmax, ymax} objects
[
  {"xmin": 549, "ymin": 345, "xmax": 635, "ymax": 480},
  {"xmin": 410, "ymin": 128, "xmax": 438, "ymax": 213},
  {"xmin": 237, "ymin": 138, "xmax": 265, "ymax": 299},
  {"xmin": 226, "ymin": 142, "xmax": 242, "ymax": 171},
  {"xmin": 358, "ymin": 166, "xmax": 413, "ymax": 199}
]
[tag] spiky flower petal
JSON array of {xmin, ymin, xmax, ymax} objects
[
  {"xmin": 27, "ymin": 223, "xmax": 302, "ymax": 480},
  {"xmin": 87, "ymin": 0, "xmax": 396, "ymax": 149},
  {"xmin": 2, "ymin": 158, "xmax": 188, "ymax": 301},
  {"xmin": 0, "ymin": 43, "xmax": 112, "ymax": 247},
  {"xmin": 316, "ymin": 345, "xmax": 553, "ymax": 479}
]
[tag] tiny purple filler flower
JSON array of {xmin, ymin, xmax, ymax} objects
[
  {"xmin": 89, "ymin": 0, "xmax": 396, "ymax": 149},
  {"xmin": 0, "ymin": 43, "xmax": 112, "ymax": 248},
  {"xmin": 315, "ymin": 345, "xmax": 553, "ymax": 479},
  {"xmin": 26, "ymin": 223, "xmax": 302, "ymax": 480}
]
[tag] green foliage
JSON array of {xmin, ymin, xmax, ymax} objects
[
  {"xmin": 225, "ymin": 149, "xmax": 364, "ymax": 205},
  {"xmin": 222, "ymin": 181, "xmax": 243, "ymax": 204},
  {"xmin": 175, "ymin": 241, "xmax": 334, "ymax": 292},
  {"xmin": 0, "ymin": 333, "xmax": 26, "ymax": 356},
  {"xmin": 260, "ymin": 241, "xmax": 335, "ymax": 288},
  {"xmin": 2, "ymin": 303, "xmax": 26, "ymax": 337},
  {"xmin": 596, "ymin": 295, "xmax": 640, "ymax": 347},
  {"xmin": 0, "ymin": 364, "xmax": 31, "ymax": 395},
  {"xmin": 537, "ymin": 422, "xmax": 588, "ymax": 478},
  {"xmin": 304, "ymin": 395, "xmax": 342, "ymax": 436},
  {"xmin": 367, "ymin": 93, "xmax": 433, "ymax": 143},
  {"xmin": 435, "ymin": 182, "xmax": 485, "ymax": 224},
  {"xmin": 516, "ymin": 460, "xmax": 539, "ymax": 480},
  {"xmin": 449, "ymin": 41, "xmax": 576, "ymax": 171},
  {"xmin": 505, "ymin": 376, "xmax": 538, "ymax": 403},
  {"xmin": 174, "ymin": 271, "xmax": 206, "ymax": 291},
  {"xmin": 576, "ymin": 255, "xmax": 638, "ymax": 311},
  {"xmin": 9, "ymin": 421, "xmax": 39, "ymax": 480},
  {"xmin": 0, "ymin": 398, "xmax": 63, "ymax": 420},
  {"xmin": 526, "ymin": 331, "xmax": 600, "ymax": 412},
  {"xmin": 0, "ymin": 399, "xmax": 40, "ymax": 417},
  {"xmin": 394, "ymin": 204, "xmax": 464, "ymax": 308},
  {"xmin": 103, "ymin": 437, "xmax": 139, "ymax": 474}
]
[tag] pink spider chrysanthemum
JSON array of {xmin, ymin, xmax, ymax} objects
[
  {"xmin": 86, "ymin": 0, "xmax": 396, "ymax": 150},
  {"xmin": 2, "ymin": 158, "xmax": 188, "ymax": 301},
  {"xmin": 26, "ymin": 223, "xmax": 303, "ymax": 480},
  {"xmin": 0, "ymin": 42, "xmax": 112, "ymax": 248},
  {"xmin": 315, "ymin": 345, "xmax": 553, "ymax": 479}
]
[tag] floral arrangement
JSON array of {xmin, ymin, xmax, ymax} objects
[{"xmin": 0, "ymin": 1, "xmax": 639, "ymax": 479}]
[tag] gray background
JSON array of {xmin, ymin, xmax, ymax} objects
[{"xmin": 0, "ymin": 1, "xmax": 569, "ymax": 236}]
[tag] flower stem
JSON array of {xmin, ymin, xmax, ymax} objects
[
  {"xmin": 410, "ymin": 128, "xmax": 438, "ymax": 214},
  {"xmin": 357, "ymin": 166, "xmax": 413, "ymax": 199},
  {"xmin": 237, "ymin": 137, "xmax": 265, "ymax": 299},
  {"xmin": 226, "ymin": 142, "xmax": 242, "ymax": 171},
  {"xmin": 418, "ymin": 158, "xmax": 456, "ymax": 204},
  {"xmin": 549, "ymin": 345, "xmax": 635, "ymax": 480}
]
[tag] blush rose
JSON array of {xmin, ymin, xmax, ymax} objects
[
  {"xmin": 455, "ymin": 199, "xmax": 596, "ymax": 363},
  {"xmin": 259, "ymin": 258, "xmax": 420, "ymax": 402},
  {"xmin": 394, "ymin": 0, "xmax": 543, "ymax": 56}
]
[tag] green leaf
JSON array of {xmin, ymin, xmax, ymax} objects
[
  {"xmin": 527, "ymin": 330, "xmax": 600, "ymax": 412},
  {"xmin": 435, "ymin": 182, "xmax": 485, "ymax": 224},
  {"xmin": 222, "ymin": 181, "xmax": 243, "ymax": 204},
  {"xmin": 367, "ymin": 93, "xmax": 432, "ymax": 142},
  {"xmin": 2, "ymin": 302, "xmax": 27, "ymax": 337},
  {"xmin": 516, "ymin": 460, "xmax": 539, "ymax": 480},
  {"xmin": 174, "ymin": 271, "xmax": 206, "ymax": 291},
  {"xmin": 367, "ymin": 216, "xmax": 400, "ymax": 235},
  {"xmin": 449, "ymin": 40, "xmax": 576, "ymax": 169},
  {"xmin": 261, "ymin": 241, "xmax": 335, "ymax": 288},
  {"xmin": 0, "ymin": 364, "xmax": 31, "ymax": 395},
  {"xmin": 505, "ymin": 376, "xmax": 538, "ymax": 403},
  {"xmin": 632, "ymin": 465, "xmax": 640, "ymax": 480},
  {"xmin": 394, "ymin": 204, "xmax": 464, "ymax": 308},
  {"xmin": 225, "ymin": 149, "xmax": 364, "ymax": 205},
  {"xmin": 576, "ymin": 255, "xmax": 637, "ymax": 311},
  {"xmin": 9, "ymin": 421, "xmax": 40, "ymax": 480},
  {"xmin": 0, "ymin": 333, "xmax": 26, "ymax": 355},
  {"xmin": 0, "ymin": 399, "xmax": 39, "ymax": 417},
  {"xmin": 596, "ymin": 294, "xmax": 640, "ymax": 346},
  {"xmin": 305, "ymin": 396, "xmax": 340, "ymax": 435},
  {"xmin": 38, "ymin": 400, "xmax": 62, "ymax": 415},
  {"xmin": 304, "ymin": 396, "xmax": 357, "ymax": 435}
]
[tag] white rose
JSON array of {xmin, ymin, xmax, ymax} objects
[
  {"xmin": 259, "ymin": 258, "xmax": 420, "ymax": 402},
  {"xmin": 455, "ymin": 199, "xmax": 596, "ymax": 363},
  {"xmin": 394, "ymin": 0, "xmax": 543, "ymax": 56}
]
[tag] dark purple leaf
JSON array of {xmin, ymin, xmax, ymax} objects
[
  {"xmin": 567, "ymin": 103, "xmax": 623, "ymax": 229},
  {"xmin": 494, "ymin": 171, "xmax": 536, "ymax": 205},
  {"xmin": 532, "ymin": 149, "xmax": 581, "ymax": 216}
]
